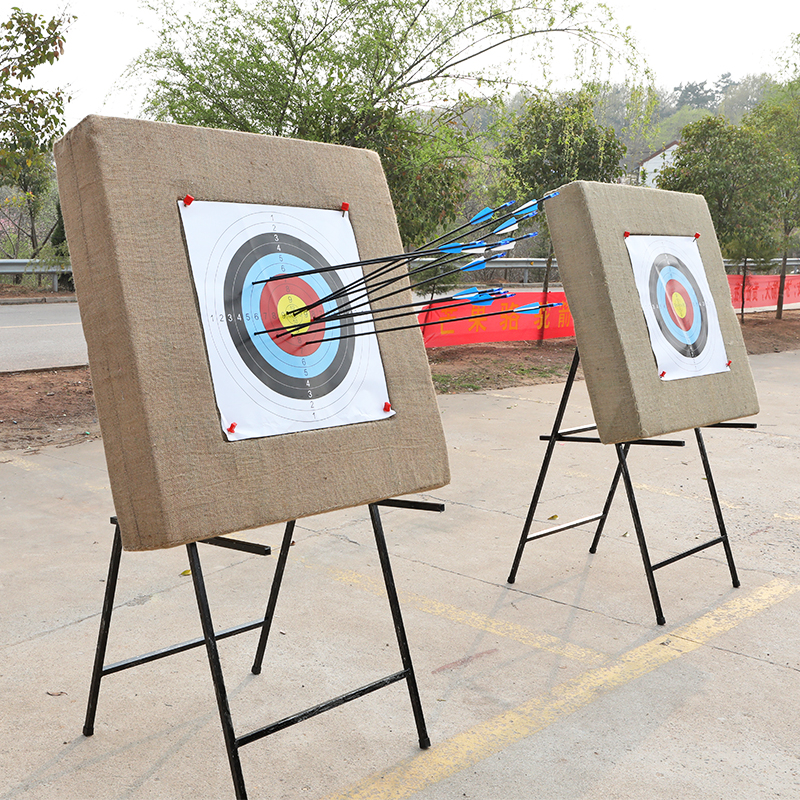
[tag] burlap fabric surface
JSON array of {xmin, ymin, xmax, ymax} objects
[
  {"xmin": 55, "ymin": 116, "xmax": 449, "ymax": 550},
  {"xmin": 545, "ymin": 180, "xmax": 758, "ymax": 444}
]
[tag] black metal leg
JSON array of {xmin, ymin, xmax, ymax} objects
[
  {"xmin": 694, "ymin": 428, "xmax": 740, "ymax": 588},
  {"xmin": 615, "ymin": 444, "xmax": 666, "ymax": 625},
  {"xmin": 589, "ymin": 444, "xmax": 629, "ymax": 554},
  {"xmin": 83, "ymin": 521, "xmax": 123, "ymax": 737},
  {"xmin": 186, "ymin": 543, "xmax": 248, "ymax": 800},
  {"xmin": 368, "ymin": 504, "xmax": 430, "ymax": 749},
  {"xmin": 508, "ymin": 348, "xmax": 581, "ymax": 584},
  {"xmin": 251, "ymin": 519, "xmax": 296, "ymax": 675}
]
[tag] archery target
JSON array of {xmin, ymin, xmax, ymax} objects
[
  {"xmin": 625, "ymin": 235, "xmax": 729, "ymax": 381},
  {"xmin": 179, "ymin": 201, "xmax": 393, "ymax": 440}
]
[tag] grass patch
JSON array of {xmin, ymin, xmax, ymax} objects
[{"xmin": 431, "ymin": 373, "xmax": 487, "ymax": 393}]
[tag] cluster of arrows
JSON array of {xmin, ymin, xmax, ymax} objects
[{"xmin": 256, "ymin": 191, "xmax": 562, "ymax": 345}]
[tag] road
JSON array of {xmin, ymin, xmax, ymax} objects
[{"xmin": 0, "ymin": 301, "xmax": 88, "ymax": 372}]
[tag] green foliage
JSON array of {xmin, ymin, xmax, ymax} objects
[
  {"xmin": 500, "ymin": 90, "xmax": 626, "ymax": 199},
  {"xmin": 746, "ymin": 82, "xmax": 800, "ymax": 245},
  {"xmin": 132, "ymin": 0, "xmax": 640, "ymax": 246},
  {"xmin": 744, "ymin": 77, "xmax": 800, "ymax": 313},
  {"xmin": 650, "ymin": 106, "xmax": 710, "ymax": 150},
  {"xmin": 717, "ymin": 74, "xmax": 776, "ymax": 124},
  {"xmin": 656, "ymin": 115, "xmax": 787, "ymax": 263},
  {"xmin": 588, "ymin": 81, "xmax": 660, "ymax": 171},
  {"xmin": 0, "ymin": 8, "xmax": 71, "ymax": 179}
]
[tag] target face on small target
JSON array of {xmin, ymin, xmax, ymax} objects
[
  {"xmin": 625, "ymin": 235, "xmax": 729, "ymax": 381},
  {"xmin": 179, "ymin": 201, "xmax": 393, "ymax": 440}
]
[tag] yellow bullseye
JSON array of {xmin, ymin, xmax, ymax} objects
[
  {"xmin": 671, "ymin": 291, "xmax": 687, "ymax": 318},
  {"xmin": 277, "ymin": 293, "xmax": 311, "ymax": 335}
]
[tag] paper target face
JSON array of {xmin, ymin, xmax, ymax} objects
[
  {"xmin": 625, "ymin": 235, "xmax": 729, "ymax": 381},
  {"xmin": 179, "ymin": 201, "xmax": 393, "ymax": 440}
]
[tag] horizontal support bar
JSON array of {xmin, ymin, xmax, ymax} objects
[
  {"xmin": 556, "ymin": 424, "xmax": 598, "ymax": 435},
  {"xmin": 651, "ymin": 536, "xmax": 725, "ymax": 571},
  {"xmin": 706, "ymin": 422, "xmax": 758, "ymax": 429},
  {"xmin": 623, "ymin": 438, "xmax": 686, "ymax": 447},
  {"xmin": 236, "ymin": 670, "xmax": 409, "ymax": 748},
  {"xmin": 377, "ymin": 498, "xmax": 445, "ymax": 513},
  {"xmin": 539, "ymin": 434, "xmax": 685, "ymax": 447},
  {"xmin": 200, "ymin": 536, "xmax": 271, "ymax": 556},
  {"xmin": 526, "ymin": 513, "xmax": 604, "ymax": 543},
  {"xmin": 102, "ymin": 618, "xmax": 266, "ymax": 675},
  {"xmin": 540, "ymin": 434, "xmax": 603, "ymax": 443}
]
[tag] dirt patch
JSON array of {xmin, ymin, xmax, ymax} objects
[
  {"xmin": 0, "ymin": 366, "xmax": 98, "ymax": 452},
  {"xmin": 2, "ymin": 309, "xmax": 799, "ymax": 451}
]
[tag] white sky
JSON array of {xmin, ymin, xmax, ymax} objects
[{"xmin": 3, "ymin": 0, "xmax": 797, "ymax": 130}]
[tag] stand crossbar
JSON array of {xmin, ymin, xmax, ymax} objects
[
  {"xmin": 84, "ymin": 500, "xmax": 440, "ymax": 799},
  {"xmin": 507, "ymin": 348, "xmax": 743, "ymax": 625}
]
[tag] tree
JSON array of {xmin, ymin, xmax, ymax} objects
[
  {"xmin": 501, "ymin": 89, "xmax": 626, "ymax": 208},
  {"xmin": 0, "ymin": 142, "xmax": 59, "ymax": 259},
  {"xmin": 745, "ymin": 81, "xmax": 800, "ymax": 317},
  {"xmin": 656, "ymin": 116, "xmax": 785, "ymax": 263},
  {"xmin": 500, "ymin": 89, "xmax": 625, "ymax": 332},
  {"xmin": 132, "ymin": 0, "xmax": 640, "ymax": 246},
  {"xmin": 1, "ymin": 8, "xmax": 71, "ymax": 179},
  {"xmin": 1, "ymin": 8, "xmax": 71, "ymax": 265},
  {"xmin": 717, "ymin": 73, "xmax": 776, "ymax": 124}
]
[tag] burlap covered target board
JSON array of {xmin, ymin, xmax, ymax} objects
[
  {"xmin": 544, "ymin": 181, "xmax": 758, "ymax": 444},
  {"xmin": 54, "ymin": 116, "xmax": 449, "ymax": 551}
]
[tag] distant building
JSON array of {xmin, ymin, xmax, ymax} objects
[{"xmin": 638, "ymin": 141, "xmax": 680, "ymax": 187}]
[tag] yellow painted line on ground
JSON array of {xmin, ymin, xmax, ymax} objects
[
  {"xmin": 0, "ymin": 453, "xmax": 109, "ymax": 494},
  {"xmin": 563, "ymin": 471, "xmax": 744, "ymax": 511},
  {"xmin": 306, "ymin": 563, "xmax": 606, "ymax": 664},
  {"xmin": 632, "ymin": 480, "xmax": 743, "ymax": 510},
  {"xmin": 322, "ymin": 578, "xmax": 799, "ymax": 800},
  {"xmin": 774, "ymin": 512, "xmax": 800, "ymax": 521}
]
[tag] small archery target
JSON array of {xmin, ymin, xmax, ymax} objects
[
  {"xmin": 179, "ymin": 201, "xmax": 394, "ymax": 439},
  {"xmin": 625, "ymin": 235, "xmax": 729, "ymax": 381}
]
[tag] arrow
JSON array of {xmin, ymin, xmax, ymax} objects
[{"xmin": 297, "ymin": 301, "xmax": 564, "ymax": 346}]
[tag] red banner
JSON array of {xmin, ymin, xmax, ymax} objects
[
  {"xmin": 727, "ymin": 274, "xmax": 800, "ymax": 309},
  {"xmin": 418, "ymin": 291, "xmax": 574, "ymax": 348},
  {"xmin": 418, "ymin": 276, "xmax": 800, "ymax": 349}
]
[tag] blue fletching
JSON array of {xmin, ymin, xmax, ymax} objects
[
  {"xmin": 469, "ymin": 206, "xmax": 494, "ymax": 224},
  {"xmin": 514, "ymin": 303, "xmax": 542, "ymax": 314},
  {"xmin": 542, "ymin": 190, "xmax": 560, "ymax": 201},
  {"xmin": 461, "ymin": 257, "xmax": 486, "ymax": 272},
  {"xmin": 491, "ymin": 218, "xmax": 518, "ymax": 234},
  {"xmin": 516, "ymin": 209, "xmax": 539, "ymax": 220},
  {"xmin": 515, "ymin": 199, "xmax": 538, "ymax": 212},
  {"xmin": 471, "ymin": 294, "xmax": 497, "ymax": 306},
  {"xmin": 453, "ymin": 286, "xmax": 480, "ymax": 299},
  {"xmin": 438, "ymin": 242, "xmax": 465, "ymax": 253}
]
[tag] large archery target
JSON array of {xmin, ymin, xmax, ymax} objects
[
  {"xmin": 625, "ymin": 235, "xmax": 729, "ymax": 381},
  {"xmin": 180, "ymin": 201, "xmax": 393, "ymax": 440}
]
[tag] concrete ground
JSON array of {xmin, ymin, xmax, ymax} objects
[{"xmin": 1, "ymin": 351, "xmax": 798, "ymax": 800}]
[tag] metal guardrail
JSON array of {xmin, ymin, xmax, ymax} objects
[
  {"xmin": 466, "ymin": 257, "xmax": 800, "ymax": 285},
  {"xmin": 0, "ymin": 259, "xmax": 72, "ymax": 292}
]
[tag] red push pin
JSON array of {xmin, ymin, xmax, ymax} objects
[
  {"xmin": 659, "ymin": 371, "xmax": 666, "ymax": 378},
  {"xmin": 227, "ymin": 422, "xmax": 237, "ymax": 433},
  {"xmin": 726, "ymin": 360, "xmax": 732, "ymax": 367},
  {"xmin": 694, "ymin": 232, "xmax": 701, "ymax": 239},
  {"xmin": 383, "ymin": 401, "xmax": 391, "ymax": 413},
  {"xmin": 623, "ymin": 231, "xmax": 631, "ymax": 238},
  {"xmin": 183, "ymin": 194, "xmax": 194, "ymax": 206},
  {"xmin": 341, "ymin": 202, "xmax": 350, "ymax": 217}
]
